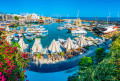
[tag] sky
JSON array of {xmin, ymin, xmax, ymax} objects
[{"xmin": 0, "ymin": 0, "xmax": 120, "ymax": 17}]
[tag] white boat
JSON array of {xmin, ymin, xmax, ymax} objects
[
  {"xmin": 13, "ymin": 34, "xmax": 19, "ymax": 41},
  {"xmin": 97, "ymin": 25, "xmax": 118, "ymax": 34},
  {"xmin": 24, "ymin": 33, "xmax": 36, "ymax": 40},
  {"xmin": 71, "ymin": 28, "xmax": 87, "ymax": 34},
  {"xmin": 63, "ymin": 23, "xmax": 72, "ymax": 28},
  {"xmin": 57, "ymin": 26, "xmax": 65, "ymax": 30},
  {"xmin": 36, "ymin": 32, "xmax": 48, "ymax": 37}
]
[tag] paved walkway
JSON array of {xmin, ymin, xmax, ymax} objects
[{"xmin": 27, "ymin": 40, "xmax": 111, "ymax": 73}]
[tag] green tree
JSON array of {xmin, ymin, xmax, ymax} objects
[
  {"xmin": 14, "ymin": 16, "xmax": 19, "ymax": 20},
  {"xmin": 79, "ymin": 56, "xmax": 93, "ymax": 68},
  {"xmin": 68, "ymin": 35, "xmax": 120, "ymax": 81},
  {"xmin": 60, "ymin": 52, "xmax": 64, "ymax": 57},
  {"xmin": 95, "ymin": 48, "xmax": 106, "ymax": 63},
  {"xmin": 0, "ymin": 31, "xmax": 2, "ymax": 36},
  {"xmin": 40, "ymin": 17, "xmax": 42, "ymax": 19},
  {"xmin": 37, "ymin": 54, "xmax": 41, "ymax": 59},
  {"xmin": 11, "ymin": 42, "xmax": 21, "ymax": 49}
]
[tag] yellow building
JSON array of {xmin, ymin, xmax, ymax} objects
[
  {"xmin": 75, "ymin": 18, "xmax": 82, "ymax": 26},
  {"xmin": 18, "ymin": 16, "xmax": 26, "ymax": 21},
  {"xmin": 42, "ymin": 17, "xmax": 52, "ymax": 21}
]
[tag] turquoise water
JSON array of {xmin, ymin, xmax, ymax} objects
[
  {"xmin": 24, "ymin": 23, "xmax": 101, "ymax": 81},
  {"xmin": 23, "ymin": 23, "xmax": 99, "ymax": 50},
  {"xmin": 26, "ymin": 66, "xmax": 79, "ymax": 81}
]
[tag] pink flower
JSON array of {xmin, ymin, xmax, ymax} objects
[
  {"xmin": 14, "ymin": 47, "xmax": 17, "ymax": 51},
  {"xmin": 1, "ymin": 75, "xmax": 6, "ymax": 81},
  {"xmin": 5, "ymin": 47, "xmax": 7, "ymax": 49},
  {"xmin": 22, "ymin": 53, "xmax": 27, "ymax": 58},
  {"xmin": 7, "ymin": 43, "xmax": 9, "ymax": 45},
  {"xmin": 3, "ymin": 70, "xmax": 6, "ymax": 73},
  {"xmin": 2, "ymin": 36, "xmax": 5, "ymax": 39},
  {"xmin": 5, "ymin": 49, "xmax": 8, "ymax": 52},
  {"xmin": 5, "ymin": 58, "xmax": 9, "ymax": 61},
  {"xmin": 9, "ymin": 47, "xmax": 12, "ymax": 50},
  {"xmin": 0, "ymin": 72, "xmax": 2, "ymax": 76},
  {"xmin": 0, "ymin": 62, "xmax": 3, "ymax": 66},
  {"xmin": 24, "ymin": 70, "xmax": 26, "ymax": 72},
  {"xmin": 3, "ymin": 52, "xmax": 6, "ymax": 54},
  {"xmin": 7, "ymin": 61, "xmax": 11, "ymax": 66},
  {"xmin": 10, "ymin": 50, "xmax": 13, "ymax": 53},
  {"xmin": 25, "ymin": 75, "xmax": 27, "ymax": 78},
  {"xmin": 0, "ymin": 40, "xmax": 1, "ymax": 44}
]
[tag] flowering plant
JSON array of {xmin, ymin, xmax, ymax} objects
[{"xmin": 0, "ymin": 36, "xmax": 29, "ymax": 81}]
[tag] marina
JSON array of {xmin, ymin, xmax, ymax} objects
[
  {"xmin": 0, "ymin": 0, "xmax": 120, "ymax": 80},
  {"xmin": 1, "ymin": 20, "xmax": 111, "ymax": 70}
]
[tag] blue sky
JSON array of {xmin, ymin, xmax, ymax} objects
[{"xmin": 0, "ymin": 0, "xmax": 120, "ymax": 17}]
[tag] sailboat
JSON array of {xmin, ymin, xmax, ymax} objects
[
  {"xmin": 57, "ymin": 16, "xmax": 66, "ymax": 30},
  {"xmin": 71, "ymin": 10, "xmax": 87, "ymax": 34}
]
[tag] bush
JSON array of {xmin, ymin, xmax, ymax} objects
[
  {"xmin": 60, "ymin": 52, "xmax": 64, "ymax": 57},
  {"xmin": 79, "ymin": 56, "xmax": 93, "ymax": 68},
  {"xmin": 95, "ymin": 48, "xmax": 106, "ymax": 63},
  {"xmin": 0, "ymin": 37, "xmax": 29, "ymax": 81}
]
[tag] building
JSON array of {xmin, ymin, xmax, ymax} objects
[
  {"xmin": 25, "ymin": 14, "xmax": 32, "ymax": 21},
  {"xmin": 42, "ymin": 17, "xmax": 52, "ymax": 21},
  {"xmin": 75, "ymin": 18, "xmax": 82, "ymax": 26},
  {"xmin": 18, "ymin": 15, "xmax": 26, "ymax": 21},
  {"xmin": 0, "ymin": 14, "xmax": 5, "ymax": 21},
  {"xmin": 4, "ymin": 14, "xmax": 13, "ymax": 21},
  {"xmin": 31, "ymin": 13, "xmax": 39, "ymax": 20}
]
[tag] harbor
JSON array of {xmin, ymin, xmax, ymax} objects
[
  {"xmin": 0, "ymin": 1, "xmax": 120, "ymax": 80},
  {"xmin": 0, "ymin": 17, "xmax": 115, "ymax": 72}
]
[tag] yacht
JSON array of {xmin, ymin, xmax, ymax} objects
[
  {"xmin": 24, "ymin": 33, "xmax": 36, "ymax": 40},
  {"xmin": 13, "ymin": 34, "xmax": 19, "ymax": 41},
  {"xmin": 63, "ymin": 23, "xmax": 72, "ymax": 28},
  {"xmin": 57, "ymin": 25, "xmax": 65, "ymax": 30},
  {"xmin": 96, "ymin": 25, "xmax": 118, "ymax": 34},
  {"xmin": 71, "ymin": 28, "xmax": 87, "ymax": 34},
  {"xmin": 26, "ymin": 26, "xmax": 48, "ymax": 37},
  {"xmin": 68, "ymin": 26, "xmax": 77, "ymax": 31},
  {"xmin": 36, "ymin": 31, "xmax": 48, "ymax": 37}
]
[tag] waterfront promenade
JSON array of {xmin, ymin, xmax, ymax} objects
[{"xmin": 28, "ymin": 40, "xmax": 111, "ymax": 73}]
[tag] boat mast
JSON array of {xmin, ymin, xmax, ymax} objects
[
  {"xmin": 77, "ymin": 9, "xmax": 79, "ymax": 19},
  {"xmin": 77, "ymin": 9, "xmax": 79, "ymax": 27},
  {"xmin": 109, "ymin": 11, "xmax": 111, "ymax": 22},
  {"xmin": 118, "ymin": 11, "xmax": 119, "ymax": 21},
  {"xmin": 107, "ymin": 17, "xmax": 108, "ymax": 25},
  {"xmin": 67, "ymin": 14, "xmax": 69, "ymax": 22}
]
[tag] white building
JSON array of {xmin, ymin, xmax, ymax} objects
[{"xmin": 31, "ymin": 13, "xmax": 40, "ymax": 20}]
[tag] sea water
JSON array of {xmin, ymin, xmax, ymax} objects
[{"xmin": 23, "ymin": 22, "xmax": 100, "ymax": 49}]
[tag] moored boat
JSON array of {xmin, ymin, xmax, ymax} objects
[
  {"xmin": 13, "ymin": 34, "xmax": 19, "ymax": 41},
  {"xmin": 57, "ymin": 26, "xmax": 65, "ymax": 30},
  {"xmin": 71, "ymin": 28, "xmax": 87, "ymax": 34},
  {"xmin": 24, "ymin": 33, "xmax": 36, "ymax": 40},
  {"xmin": 96, "ymin": 25, "xmax": 118, "ymax": 34}
]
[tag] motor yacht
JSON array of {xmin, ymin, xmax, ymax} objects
[
  {"xmin": 96, "ymin": 25, "xmax": 118, "ymax": 34},
  {"xmin": 71, "ymin": 28, "xmax": 87, "ymax": 34}
]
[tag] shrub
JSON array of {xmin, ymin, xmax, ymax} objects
[{"xmin": 0, "ymin": 37, "xmax": 29, "ymax": 81}]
